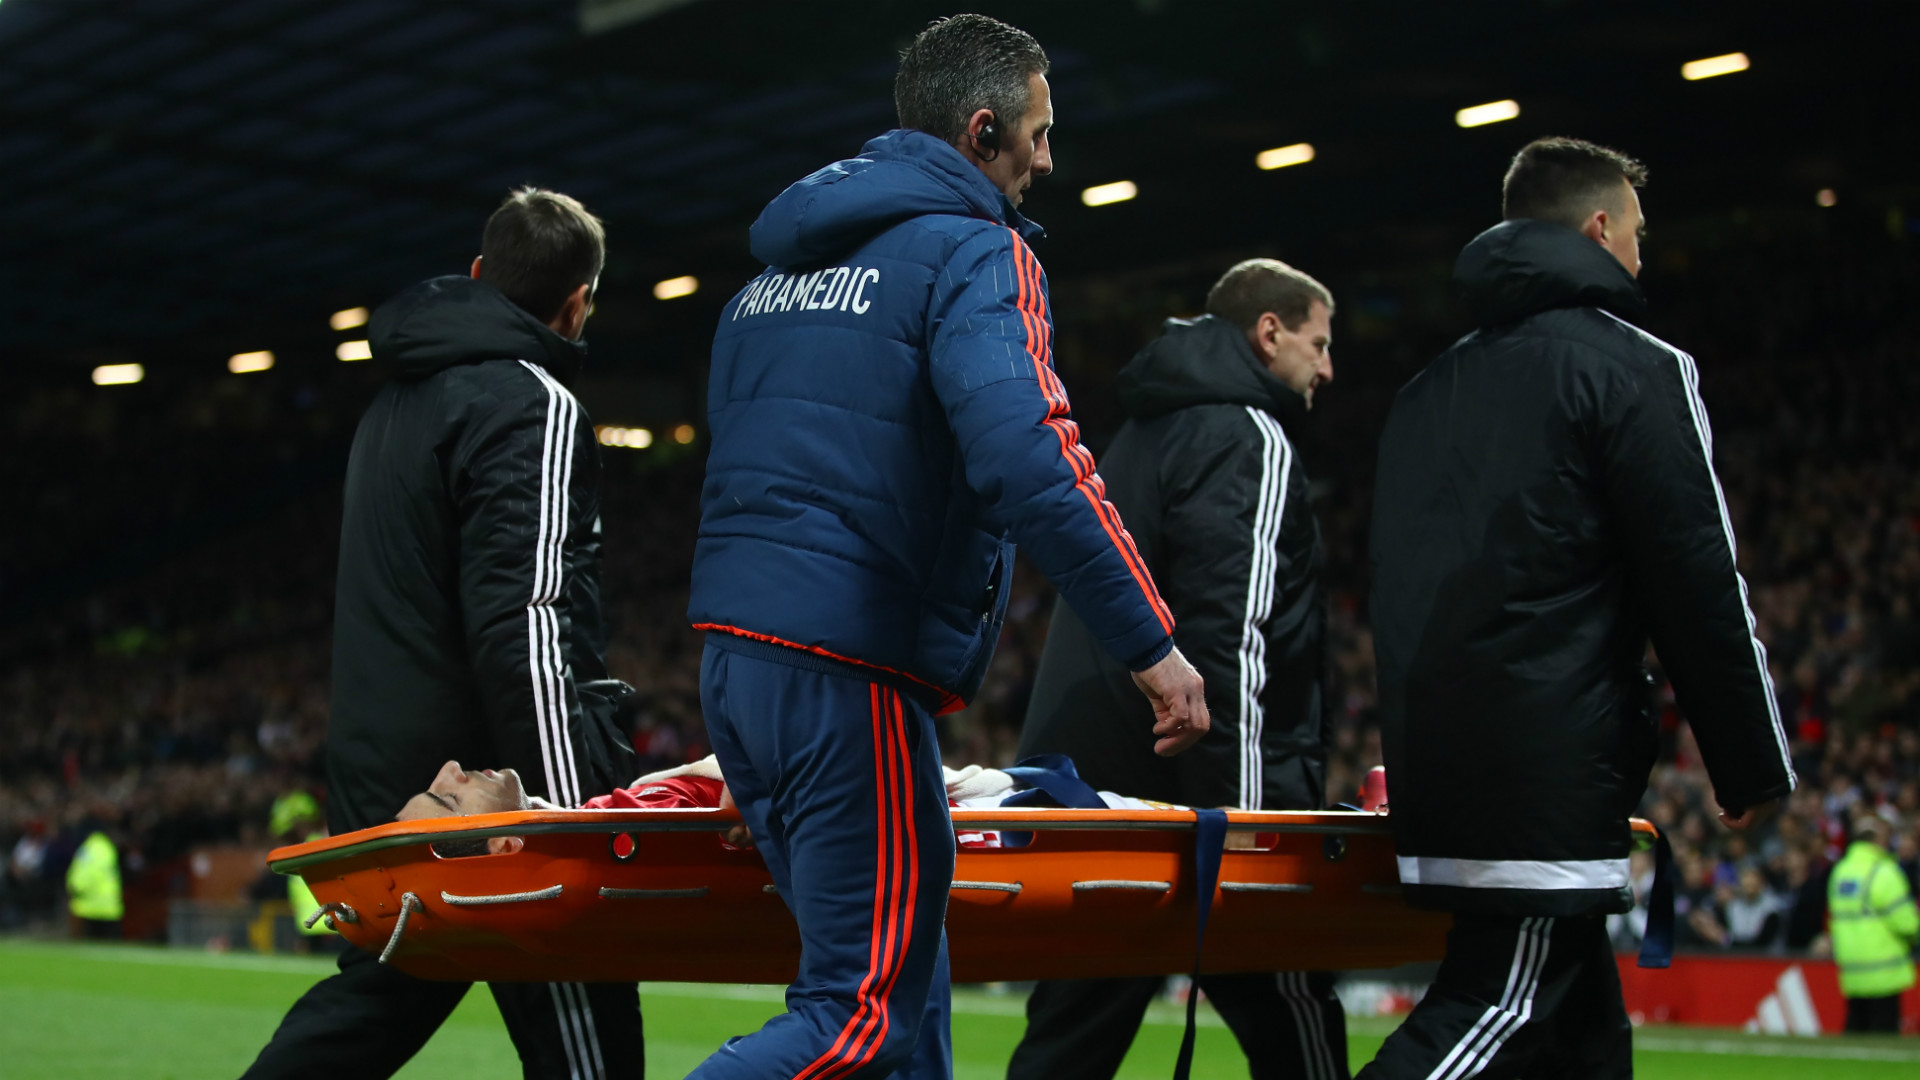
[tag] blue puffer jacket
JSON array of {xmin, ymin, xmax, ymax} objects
[{"xmin": 688, "ymin": 129, "xmax": 1175, "ymax": 711}]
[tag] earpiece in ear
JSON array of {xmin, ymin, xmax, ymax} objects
[{"xmin": 972, "ymin": 112, "xmax": 1001, "ymax": 161}]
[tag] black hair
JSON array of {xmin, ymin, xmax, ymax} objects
[
  {"xmin": 895, "ymin": 14, "xmax": 1049, "ymax": 146},
  {"xmin": 479, "ymin": 187, "xmax": 606, "ymax": 324},
  {"xmin": 1502, "ymin": 137, "xmax": 1648, "ymax": 231},
  {"xmin": 1205, "ymin": 258, "xmax": 1335, "ymax": 333}
]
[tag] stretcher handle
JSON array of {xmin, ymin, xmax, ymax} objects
[
  {"xmin": 1219, "ymin": 882, "xmax": 1310, "ymax": 894},
  {"xmin": 1072, "ymin": 880, "xmax": 1171, "ymax": 892},
  {"xmin": 303, "ymin": 901, "xmax": 358, "ymax": 930},
  {"xmin": 950, "ymin": 880, "xmax": 1022, "ymax": 894},
  {"xmin": 379, "ymin": 892, "xmax": 423, "ymax": 965},
  {"xmin": 440, "ymin": 884, "xmax": 564, "ymax": 906}
]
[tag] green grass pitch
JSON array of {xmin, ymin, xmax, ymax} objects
[{"xmin": 3, "ymin": 939, "xmax": 1916, "ymax": 1078}]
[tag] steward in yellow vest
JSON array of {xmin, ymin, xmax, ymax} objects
[
  {"xmin": 66, "ymin": 829, "xmax": 123, "ymax": 937},
  {"xmin": 1829, "ymin": 816, "xmax": 1918, "ymax": 1032}
]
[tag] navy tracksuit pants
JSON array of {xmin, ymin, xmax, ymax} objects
[{"xmin": 690, "ymin": 639, "xmax": 956, "ymax": 1080}]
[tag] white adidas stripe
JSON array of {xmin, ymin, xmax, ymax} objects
[
  {"xmin": 1237, "ymin": 406, "xmax": 1292, "ymax": 811},
  {"xmin": 549, "ymin": 982, "xmax": 585, "ymax": 1080},
  {"xmin": 1598, "ymin": 313, "xmax": 1795, "ymax": 789},
  {"xmin": 518, "ymin": 359, "xmax": 585, "ymax": 809},
  {"xmin": 1425, "ymin": 917, "xmax": 1550, "ymax": 1080},
  {"xmin": 1277, "ymin": 971, "xmax": 1336, "ymax": 1080}
]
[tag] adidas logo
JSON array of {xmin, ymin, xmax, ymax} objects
[{"xmin": 1744, "ymin": 964, "xmax": 1822, "ymax": 1035}]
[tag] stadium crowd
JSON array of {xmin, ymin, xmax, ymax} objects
[{"xmin": 4, "ymin": 215, "xmax": 1916, "ymax": 961}]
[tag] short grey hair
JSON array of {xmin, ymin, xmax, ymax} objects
[{"xmin": 895, "ymin": 14, "xmax": 1049, "ymax": 146}]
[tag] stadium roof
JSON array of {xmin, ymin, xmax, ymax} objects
[{"xmin": 7, "ymin": 0, "xmax": 1917, "ymax": 368}]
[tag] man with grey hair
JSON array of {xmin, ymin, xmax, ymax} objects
[
  {"xmin": 1010, "ymin": 258, "xmax": 1348, "ymax": 1080},
  {"xmin": 687, "ymin": 14, "xmax": 1209, "ymax": 1080}
]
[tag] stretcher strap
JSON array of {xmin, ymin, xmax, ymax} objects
[
  {"xmin": 1001, "ymin": 755, "xmax": 1105, "ymax": 809},
  {"xmin": 1174, "ymin": 808, "xmax": 1228, "ymax": 1080},
  {"xmin": 1636, "ymin": 827, "xmax": 1674, "ymax": 969}
]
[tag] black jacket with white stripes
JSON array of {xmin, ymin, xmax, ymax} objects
[
  {"xmin": 1018, "ymin": 315, "xmax": 1329, "ymax": 811},
  {"xmin": 325, "ymin": 275, "xmax": 636, "ymax": 834},
  {"xmin": 1370, "ymin": 220, "xmax": 1796, "ymax": 917}
]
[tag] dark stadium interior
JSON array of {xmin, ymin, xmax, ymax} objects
[{"xmin": 7, "ymin": 0, "xmax": 1920, "ymax": 971}]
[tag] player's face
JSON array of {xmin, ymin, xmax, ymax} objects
[
  {"xmin": 1261, "ymin": 301, "xmax": 1335, "ymax": 409},
  {"xmin": 397, "ymin": 760, "xmax": 528, "ymax": 821},
  {"xmin": 982, "ymin": 73, "xmax": 1054, "ymax": 207}
]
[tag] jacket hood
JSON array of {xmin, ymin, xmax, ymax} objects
[
  {"xmin": 749, "ymin": 129, "xmax": 1043, "ymax": 268},
  {"xmin": 368, "ymin": 275, "xmax": 588, "ymax": 384},
  {"xmin": 1115, "ymin": 315, "xmax": 1307, "ymax": 425},
  {"xmin": 1454, "ymin": 219, "xmax": 1648, "ymax": 328}
]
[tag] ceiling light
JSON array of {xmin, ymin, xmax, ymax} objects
[
  {"xmin": 1256, "ymin": 143, "xmax": 1315, "ymax": 170},
  {"xmin": 1080, "ymin": 181, "xmax": 1138, "ymax": 207},
  {"xmin": 330, "ymin": 306, "xmax": 369, "ymax": 331},
  {"xmin": 1816, "ymin": 188, "xmax": 1838, "ymax": 208},
  {"xmin": 654, "ymin": 276, "xmax": 699, "ymax": 300},
  {"xmin": 92, "ymin": 363, "xmax": 144, "ymax": 386},
  {"xmin": 595, "ymin": 425, "xmax": 654, "ymax": 449},
  {"xmin": 1681, "ymin": 53, "xmax": 1749, "ymax": 81},
  {"xmin": 1455, "ymin": 100, "xmax": 1520, "ymax": 128},
  {"xmin": 228, "ymin": 350, "xmax": 274, "ymax": 374},
  {"xmin": 672, "ymin": 424, "xmax": 697, "ymax": 445},
  {"xmin": 336, "ymin": 340, "xmax": 372, "ymax": 362}
]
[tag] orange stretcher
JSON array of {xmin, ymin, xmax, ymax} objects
[{"xmin": 269, "ymin": 809, "xmax": 1659, "ymax": 984}]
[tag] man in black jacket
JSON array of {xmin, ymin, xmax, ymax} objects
[
  {"xmin": 1360, "ymin": 138, "xmax": 1795, "ymax": 1079},
  {"xmin": 1009, "ymin": 259, "xmax": 1348, "ymax": 1080},
  {"xmin": 241, "ymin": 189, "xmax": 643, "ymax": 1080}
]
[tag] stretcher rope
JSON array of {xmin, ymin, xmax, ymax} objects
[
  {"xmin": 598, "ymin": 886, "xmax": 709, "ymax": 899},
  {"xmin": 379, "ymin": 892, "xmax": 423, "ymax": 965},
  {"xmin": 949, "ymin": 880, "xmax": 1022, "ymax": 893},
  {"xmin": 1219, "ymin": 881, "xmax": 1311, "ymax": 893},
  {"xmin": 302, "ymin": 902, "xmax": 358, "ymax": 930},
  {"xmin": 439, "ymin": 884, "xmax": 565, "ymax": 906},
  {"xmin": 1071, "ymin": 879, "xmax": 1170, "ymax": 892}
]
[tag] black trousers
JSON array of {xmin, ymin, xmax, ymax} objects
[
  {"xmin": 1846, "ymin": 994, "xmax": 1903, "ymax": 1033},
  {"xmin": 1008, "ymin": 971, "xmax": 1349, "ymax": 1080},
  {"xmin": 1357, "ymin": 914, "xmax": 1630, "ymax": 1080},
  {"xmin": 239, "ymin": 943, "xmax": 643, "ymax": 1079}
]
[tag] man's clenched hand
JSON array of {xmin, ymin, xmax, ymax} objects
[{"xmin": 1132, "ymin": 646, "xmax": 1209, "ymax": 757}]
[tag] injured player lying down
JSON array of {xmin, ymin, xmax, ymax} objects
[{"xmin": 395, "ymin": 756, "xmax": 1180, "ymax": 853}]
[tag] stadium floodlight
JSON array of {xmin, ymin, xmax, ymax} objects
[
  {"xmin": 1816, "ymin": 188, "xmax": 1838, "ymax": 208},
  {"xmin": 673, "ymin": 423, "xmax": 697, "ymax": 445},
  {"xmin": 654, "ymin": 275, "xmax": 699, "ymax": 300},
  {"xmin": 1256, "ymin": 143, "xmax": 1315, "ymax": 170},
  {"xmin": 92, "ymin": 363, "xmax": 144, "ymax": 386},
  {"xmin": 228, "ymin": 350, "xmax": 275, "ymax": 374},
  {"xmin": 336, "ymin": 340, "xmax": 373, "ymax": 362},
  {"xmin": 595, "ymin": 425, "xmax": 654, "ymax": 449},
  {"xmin": 330, "ymin": 306, "xmax": 369, "ymax": 331},
  {"xmin": 1681, "ymin": 52, "xmax": 1749, "ymax": 81},
  {"xmin": 1455, "ymin": 100, "xmax": 1521, "ymax": 128},
  {"xmin": 1080, "ymin": 181, "xmax": 1138, "ymax": 207}
]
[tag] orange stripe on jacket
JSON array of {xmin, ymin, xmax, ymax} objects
[
  {"xmin": 691, "ymin": 624, "xmax": 964, "ymax": 715},
  {"xmin": 1004, "ymin": 230, "xmax": 1175, "ymax": 636}
]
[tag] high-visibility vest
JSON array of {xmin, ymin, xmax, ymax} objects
[
  {"xmin": 288, "ymin": 831, "xmax": 332, "ymax": 935},
  {"xmin": 1829, "ymin": 840, "xmax": 1920, "ymax": 998},
  {"xmin": 66, "ymin": 831, "xmax": 123, "ymax": 923}
]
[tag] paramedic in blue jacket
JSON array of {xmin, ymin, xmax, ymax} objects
[{"xmin": 685, "ymin": 14, "xmax": 1210, "ymax": 1080}]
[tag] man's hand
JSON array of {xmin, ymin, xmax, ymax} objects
[
  {"xmin": 1132, "ymin": 645, "xmax": 1210, "ymax": 757},
  {"xmin": 1718, "ymin": 797, "xmax": 1781, "ymax": 831},
  {"xmin": 718, "ymin": 783, "xmax": 754, "ymax": 848}
]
